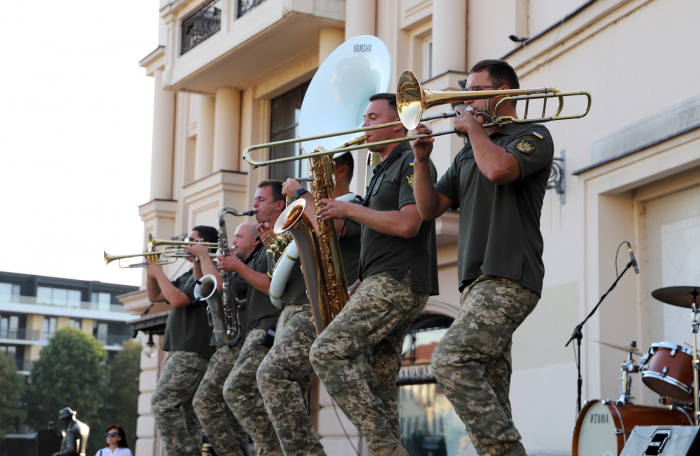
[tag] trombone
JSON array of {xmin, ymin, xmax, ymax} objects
[{"xmin": 243, "ymin": 70, "xmax": 591, "ymax": 168}]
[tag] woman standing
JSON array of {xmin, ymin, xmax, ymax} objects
[{"xmin": 95, "ymin": 424, "xmax": 132, "ymax": 456}]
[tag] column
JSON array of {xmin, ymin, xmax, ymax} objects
[
  {"xmin": 149, "ymin": 70, "xmax": 176, "ymax": 200},
  {"xmin": 432, "ymin": 0, "xmax": 467, "ymax": 75},
  {"xmin": 345, "ymin": 0, "xmax": 376, "ymax": 40},
  {"xmin": 319, "ymin": 28, "xmax": 345, "ymax": 64},
  {"xmin": 195, "ymin": 94, "xmax": 215, "ymax": 179},
  {"xmin": 213, "ymin": 87, "xmax": 241, "ymax": 172}
]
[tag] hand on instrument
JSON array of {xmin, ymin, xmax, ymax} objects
[
  {"xmin": 317, "ymin": 198, "xmax": 353, "ymax": 221},
  {"xmin": 256, "ymin": 223, "xmax": 276, "ymax": 248},
  {"xmin": 217, "ymin": 254, "xmax": 243, "ymax": 273},
  {"xmin": 282, "ymin": 178, "xmax": 303, "ymax": 197},
  {"xmin": 347, "ymin": 279, "xmax": 361, "ymax": 298},
  {"xmin": 145, "ymin": 257, "xmax": 164, "ymax": 278},
  {"xmin": 411, "ymin": 122, "xmax": 435, "ymax": 160},
  {"xmin": 185, "ymin": 243, "xmax": 211, "ymax": 261},
  {"xmin": 454, "ymin": 106, "xmax": 485, "ymax": 136}
]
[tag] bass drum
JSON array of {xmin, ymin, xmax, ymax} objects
[{"xmin": 572, "ymin": 399, "xmax": 692, "ymax": 456}]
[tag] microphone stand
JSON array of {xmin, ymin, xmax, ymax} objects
[{"xmin": 566, "ymin": 261, "xmax": 634, "ymax": 416}]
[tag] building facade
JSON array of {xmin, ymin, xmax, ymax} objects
[{"xmin": 127, "ymin": 0, "xmax": 700, "ymax": 455}]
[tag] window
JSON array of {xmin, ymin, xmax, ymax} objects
[
  {"xmin": 37, "ymin": 287, "xmax": 82, "ymax": 307},
  {"xmin": 94, "ymin": 322, "xmax": 108, "ymax": 343},
  {"xmin": 0, "ymin": 315, "xmax": 19, "ymax": 339},
  {"xmin": 269, "ymin": 82, "xmax": 310, "ymax": 182},
  {"xmin": 91, "ymin": 292, "xmax": 112, "ymax": 311},
  {"xmin": 69, "ymin": 319, "xmax": 82, "ymax": 330},
  {"xmin": 43, "ymin": 317, "xmax": 57, "ymax": 338},
  {"xmin": 0, "ymin": 282, "xmax": 20, "ymax": 301},
  {"xmin": 0, "ymin": 345, "xmax": 17, "ymax": 356},
  {"xmin": 423, "ymin": 37, "xmax": 433, "ymax": 80},
  {"xmin": 398, "ymin": 316, "xmax": 475, "ymax": 455}
]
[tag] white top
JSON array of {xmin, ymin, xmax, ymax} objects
[{"xmin": 95, "ymin": 448, "xmax": 133, "ymax": 456}]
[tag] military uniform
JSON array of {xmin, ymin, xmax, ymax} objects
[
  {"xmin": 224, "ymin": 243, "xmax": 283, "ymax": 455},
  {"xmin": 151, "ymin": 269, "xmax": 214, "ymax": 456},
  {"xmin": 256, "ymin": 198, "xmax": 362, "ymax": 456},
  {"xmin": 310, "ymin": 142, "xmax": 439, "ymax": 455},
  {"xmin": 430, "ymin": 123, "xmax": 554, "ymax": 456},
  {"xmin": 193, "ymin": 247, "xmax": 259, "ymax": 456}
]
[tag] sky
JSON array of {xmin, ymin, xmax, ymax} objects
[{"xmin": 0, "ymin": 1, "xmax": 160, "ymax": 286}]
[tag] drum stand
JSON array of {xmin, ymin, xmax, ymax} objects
[
  {"xmin": 566, "ymin": 260, "xmax": 634, "ymax": 414},
  {"xmin": 691, "ymin": 291, "xmax": 699, "ymax": 425},
  {"xmin": 617, "ymin": 341, "xmax": 639, "ymax": 405}
]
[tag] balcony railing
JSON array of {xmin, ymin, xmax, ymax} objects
[
  {"xmin": 95, "ymin": 334, "xmax": 131, "ymax": 346},
  {"xmin": 237, "ymin": 0, "xmax": 266, "ymax": 18},
  {"xmin": 0, "ymin": 328, "xmax": 41, "ymax": 341},
  {"xmin": 0, "ymin": 294, "xmax": 124, "ymax": 313},
  {"xmin": 181, "ymin": 0, "xmax": 221, "ymax": 55}
]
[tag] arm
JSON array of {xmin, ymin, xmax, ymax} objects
[
  {"xmin": 217, "ymin": 255, "xmax": 271, "ymax": 295},
  {"xmin": 145, "ymin": 261, "xmax": 192, "ymax": 308},
  {"xmin": 317, "ymin": 199, "xmax": 422, "ymax": 239},
  {"xmin": 456, "ymin": 108, "xmax": 521, "ymax": 184},
  {"xmin": 187, "ymin": 244, "xmax": 223, "ymax": 291},
  {"xmin": 411, "ymin": 123, "xmax": 455, "ymax": 220}
]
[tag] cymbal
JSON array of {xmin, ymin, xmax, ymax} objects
[
  {"xmin": 651, "ymin": 286, "xmax": 700, "ymax": 308},
  {"xmin": 595, "ymin": 340, "xmax": 643, "ymax": 356}
]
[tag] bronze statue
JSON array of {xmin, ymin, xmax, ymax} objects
[{"xmin": 52, "ymin": 407, "xmax": 89, "ymax": 456}]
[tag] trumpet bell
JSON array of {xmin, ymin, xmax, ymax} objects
[{"xmin": 299, "ymin": 35, "xmax": 391, "ymax": 153}]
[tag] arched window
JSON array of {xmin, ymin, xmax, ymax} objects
[{"xmin": 398, "ymin": 315, "xmax": 477, "ymax": 456}]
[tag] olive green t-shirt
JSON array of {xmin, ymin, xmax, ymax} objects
[
  {"xmin": 434, "ymin": 123, "xmax": 554, "ymax": 296},
  {"xmin": 245, "ymin": 243, "xmax": 282, "ymax": 335},
  {"xmin": 360, "ymin": 142, "xmax": 439, "ymax": 295},
  {"xmin": 338, "ymin": 194, "xmax": 363, "ymax": 285},
  {"xmin": 209, "ymin": 255, "xmax": 251, "ymax": 347},
  {"xmin": 162, "ymin": 269, "xmax": 215, "ymax": 359},
  {"xmin": 279, "ymin": 259, "xmax": 309, "ymax": 306}
]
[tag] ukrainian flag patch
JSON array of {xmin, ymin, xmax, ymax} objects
[
  {"xmin": 532, "ymin": 130, "xmax": 544, "ymax": 140},
  {"xmin": 409, "ymin": 159, "xmax": 414, "ymax": 167}
]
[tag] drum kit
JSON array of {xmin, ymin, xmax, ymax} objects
[{"xmin": 572, "ymin": 286, "xmax": 700, "ymax": 456}]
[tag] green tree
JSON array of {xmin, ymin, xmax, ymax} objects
[
  {"xmin": 0, "ymin": 352, "xmax": 25, "ymax": 439},
  {"xmin": 104, "ymin": 338, "xmax": 141, "ymax": 448},
  {"xmin": 24, "ymin": 326, "xmax": 109, "ymax": 454}
]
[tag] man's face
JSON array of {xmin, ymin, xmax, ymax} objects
[
  {"xmin": 231, "ymin": 223, "xmax": 257, "ymax": 260},
  {"xmin": 253, "ymin": 185, "xmax": 282, "ymax": 225},
  {"xmin": 361, "ymin": 99, "xmax": 403, "ymax": 153},
  {"xmin": 464, "ymin": 70, "xmax": 507, "ymax": 117}
]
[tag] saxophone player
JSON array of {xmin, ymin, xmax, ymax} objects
[
  {"xmin": 190, "ymin": 222, "xmax": 259, "ymax": 456},
  {"xmin": 147, "ymin": 226, "xmax": 218, "ymax": 456},
  {"xmin": 310, "ymin": 93, "xmax": 439, "ymax": 456}
]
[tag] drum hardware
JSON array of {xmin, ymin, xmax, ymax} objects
[
  {"xmin": 639, "ymin": 342, "xmax": 695, "ymax": 403},
  {"xmin": 651, "ymin": 286, "xmax": 700, "ymax": 425}
]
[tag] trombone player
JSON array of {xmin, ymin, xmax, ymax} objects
[
  {"xmin": 309, "ymin": 93, "xmax": 439, "ymax": 456},
  {"xmin": 412, "ymin": 59, "xmax": 554, "ymax": 456}
]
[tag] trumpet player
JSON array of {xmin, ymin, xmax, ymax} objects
[
  {"xmin": 147, "ymin": 226, "xmax": 218, "ymax": 456},
  {"xmin": 412, "ymin": 59, "xmax": 554, "ymax": 456},
  {"xmin": 310, "ymin": 93, "xmax": 439, "ymax": 456},
  {"xmin": 191, "ymin": 223, "xmax": 259, "ymax": 456}
]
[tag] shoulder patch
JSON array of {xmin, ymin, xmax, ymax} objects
[
  {"xmin": 406, "ymin": 174, "xmax": 414, "ymax": 189},
  {"xmin": 532, "ymin": 130, "xmax": 544, "ymax": 139},
  {"xmin": 516, "ymin": 139, "xmax": 535, "ymax": 154}
]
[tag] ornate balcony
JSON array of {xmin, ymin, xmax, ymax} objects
[
  {"xmin": 238, "ymin": 0, "xmax": 266, "ymax": 18},
  {"xmin": 181, "ymin": 0, "xmax": 222, "ymax": 55}
]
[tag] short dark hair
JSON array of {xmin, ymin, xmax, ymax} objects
[
  {"xmin": 369, "ymin": 93, "xmax": 398, "ymax": 116},
  {"xmin": 469, "ymin": 60, "xmax": 519, "ymax": 90},
  {"xmin": 192, "ymin": 226, "xmax": 218, "ymax": 244},
  {"xmin": 258, "ymin": 180, "xmax": 284, "ymax": 203},
  {"xmin": 105, "ymin": 424, "xmax": 128, "ymax": 449},
  {"xmin": 333, "ymin": 152, "xmax": 354, "ymax": 182}
]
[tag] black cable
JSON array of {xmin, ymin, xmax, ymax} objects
[{"xmin": 614, "ymin": 240, "xmax": 627, "ymax": 277}]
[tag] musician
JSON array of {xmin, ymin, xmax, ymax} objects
[
  {"xmin": 147, "ymin": 226, "xmax": 218, "ymax": 456},
  {"xmin": 218, "ymin": 180, "xmax": 286, "ymax": 455},
  {"xmin": 251, "ymin": 152, "xmax": 363, "ymax": 456},
  {"xmin": 412, "ymin": 59, "xmax": 554, "ymax": 456},
  {"xmin": 310, "ymin": 93, "xmax": 439, "ymax": 456},
  {"xmin": 191, "ymin": 222, "xmax": 259, "ymax": 456}
]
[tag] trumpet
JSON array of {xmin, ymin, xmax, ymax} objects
[
  {"xmin": 147, "ymin": 233, "xmax": 218, "ymax": 252},
  {"xmin": 104, "ymin": 249, "xmax": 219, "ymax": 269},
  {"xmin": 243, "ymin": 70, "xmax": 591, "ymax": 168}
]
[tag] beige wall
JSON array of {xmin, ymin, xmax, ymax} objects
[{"xmin": 135, "ymin": 0, "xmax": 700, "ymax": 454}]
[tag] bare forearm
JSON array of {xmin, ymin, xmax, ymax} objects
[
  {"xmin": 346, "ymin": 204, "xmax": 419, "ymax": 239},
  {"xmin": 199, "ymin": 256, "xmax": 224, "ymax": 291},
  {"xmin": 413, "ymin": 159, "xmax": 445, "ymax": 220},
  {"xmin": 469, "ymin": 128, "xmax": 520, "ymax": 183},
  {"xmin": 155, "ymin": 275, "xmax": 191, "ymax": 308},
  {"xmin": 235, "ymin": 265, "xmax": 271, "ymax": 295},
  {"xmin": 146, "ymin": 275, "xmax": 165, "ymax": 302}
]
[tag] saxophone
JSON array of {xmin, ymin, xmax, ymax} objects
[
  {"xmin": 274, "ymin": 151, "xmax": 351, "ymax": 334},
  {"xmin": 206, "ymin": 207, "xmax": 253, "ymax": 344}
]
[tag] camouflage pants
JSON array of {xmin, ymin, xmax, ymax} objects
[
  {"xmin": 151, "ymin": 350, "xmax": 209, "ymax": 456},
  {"xmin": 193, "ymin": 341, "xmax": 250, "ymax": 456},
  {"xmin": 257, "ymin": 304, "xmax": 325, "ymax": 456},
  {"xmin": 223, "ymin": 328, "xmax": 282, "ymax": 456},
  {"xmin": 431, "ymin": 276, "xmax": 539, "ymax": 456},
  {"xmin": 309, "ymin": 272, "xmax": 428, "ymax": 454}
]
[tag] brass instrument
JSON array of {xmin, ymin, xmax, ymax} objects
[
  {"xmin": 103, "ymin": 249, "xmax": 217, "ymax": 269},
  {"xmin": 212, "ymin": 207, "xmax": 254, "ymax": 344},
  {"xmin": 148, "ymin": 233, "xmax": 218, "ymax": 251},
  {"xmin": 243, "ymin": 72, "xmax": 591, "ymax": 168}
]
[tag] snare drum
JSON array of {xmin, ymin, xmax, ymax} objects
[
  {"xmin": 572, "ymin": 399, "xmax": 692, "ymax": 456},
  {"xmin": 641, "ymin": 342, "xmax": 694, "ymax": 402}
]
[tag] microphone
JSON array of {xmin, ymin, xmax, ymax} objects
[{"xmin": 627, "ymin": 242, "xmax": 639, "ymax": 274}]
